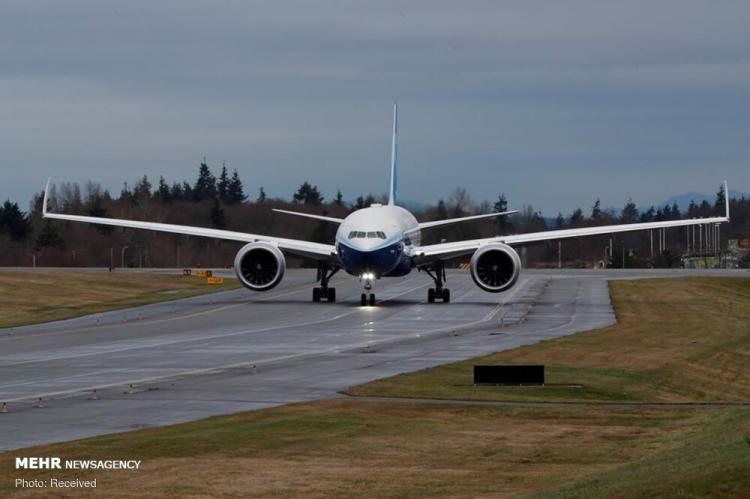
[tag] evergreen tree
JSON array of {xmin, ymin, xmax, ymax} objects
[
  {"xmin": 714, "ymin": 183, "xmax": 726, "ymax": 215},
  {"xmin": 182, "ymin": 181, "xmax": 194, "ymax": 201},
  {"xmin": 569, "ymin": 208, "xmax": 584, "ymax": 227},
  {"xmin": 591, "ymin": 199, "xmax": 602, "ymax": 222},
  {"xmin": 193, "ymin": 160, "xmax": 217, "ymax": 202},
  {"xmin": 687, "ymin": 200, "xmax": 699, "ymax": 218},
  {"xmin": 621, "ymin": 198, "xmax": 639, "ymax": 223},
  {"xmin": 133, "ymin": 175, "xmax": 152, "ymax": 201},
  {"xmin": 217, "ymin": 163, "xmax": 229, "ymax": 202},
  {"xmin": 0, "ymin": 201, "xmax": 32, "ymax": 240},
  {"xmin": 210, "ymin": 198, "xmax": 226, "ymax": 229},
  {"xmin": 493, "ymin": 193, "xmax": 513, "ymax": 231},
  {"xmin": 35, "ymin": 220, "xmax": 65, "ymax": 251},
  {"xmin": 226, "ymin": 169, "xmax": 246, "ymax": 204},
  {"xmin": 662, "ymin": 204, "xmax": 673, "ymax": 220},
  {"xmin": 157, "ymin": 176, "xmax": 172, "ymax": 203},
  {"xmin": 671, "ymin": 202, "xmax": 681, "ymax": 219},
  {"xmin": 555, "ymin": 212, "xmax": 565, "ymax": 229},
  {"xmin": 120, "ymin": 182, "xmax": 135, "ymax": 205},
  {"xmin": 88, "ymin": 196, "xmax": 113, "ymax": 234},
  {"xmin": 170, "ymin": 182, "xmax": 184, "ymax": 201},
  {"xmin": 640, "ymin": 206, "xmax": 656, "ymax": 222},
  {"xmin": 293, "ymin": 181, "xmax": 323, "ymax": 205},
  {"xmin": 436, "ymin": 199, "xmax": 448, "ymax": 220},
  {"xmin": 257, "ymin": 186, "xmax": 266, "ymax": 203},
  {"xmin": 334, "ymin": 189, "xmax": 344, "ymax": 206},
  {"xmin": 699, "ymin": 200, "xmax": 712, "ymax": 217}
]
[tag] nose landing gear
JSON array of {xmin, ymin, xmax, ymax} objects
[
  {"xmin": 360, "ymin": 276, "xmax": 376, "ymax": 306},
  {"xmin": 421, "ymin": 261, "xmax": 450, "ymax": 303},
  {"xmin": 312, "ymin": 264, "xmax": 339, "ymax": 303}
]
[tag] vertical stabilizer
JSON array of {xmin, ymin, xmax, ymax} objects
[{"xmin": 388, "ymin": 100, "xmax": 398, "ymax": 206}]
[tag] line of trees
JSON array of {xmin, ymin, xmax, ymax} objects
[{"xmin": 0, "ymin": 161, "xmax": 748, "ymax": 268}]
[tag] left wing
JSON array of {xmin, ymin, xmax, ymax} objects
[
  {"xmin": 413, "ymin": 181, "xmax": 730, "ymax": 264},
  {"xmin": 42, "ymin": 179, "xmax": 337, "ymax": 263}
]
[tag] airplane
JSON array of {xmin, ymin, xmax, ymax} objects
[{"xmin": 43, "ymin": 102, "xmax": 731, "ymax": 306}]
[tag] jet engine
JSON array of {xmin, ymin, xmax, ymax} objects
[
  {"xmin": 469, "ymin": 243, "xmax": 521, "ymax": 293},
  {"xmin": 234, "ymin": 242, "xmax": 285, "ymax": 291}
]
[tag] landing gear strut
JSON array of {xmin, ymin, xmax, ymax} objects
[
  {"xmin": 360, "ymin": 275, "xmax": 375, "ymax": 306},
  {"xmin": 312, "ymin": 263, "xmax": 338, "ymax": 303},
  {"xmin": 422, "ymin": 261, "xmax": 450, "ymax": 303}
]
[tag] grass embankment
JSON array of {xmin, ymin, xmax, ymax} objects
[
  {"xmin": 2, "ymin": 277, "xmax": 749, "ymax": 497},
  {"xmin": 351, "ymin": 277, "xmax": 750, "ymax": 403},
  {"xmin": 0, "ymin": 270, "xmax": 239, "ymax": 328}
]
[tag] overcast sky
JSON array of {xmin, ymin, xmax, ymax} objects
[{"xmin": 1, "ymin": 0, "xmax": 749, "ymax": 214}]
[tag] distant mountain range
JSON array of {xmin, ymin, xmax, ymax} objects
[{"xmin": 654, "ymin": 190, "xmax": 749, "ymax": 212}]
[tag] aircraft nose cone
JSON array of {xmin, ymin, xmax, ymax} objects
[{"xmin": 337, "ymin": 241, "xmax": 403, "ymax": 276}]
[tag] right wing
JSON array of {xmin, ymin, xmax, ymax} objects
[
  {"xmin": 272, "ymin": 208, "xmax": 344, "ymax": 224},
  {"xmin": 42, "ymin": 179, "xmax": 337, "ymax": 263},
  {"xmin": 413, "ymin": 181, "xmax": 730, "ymax": 265}
]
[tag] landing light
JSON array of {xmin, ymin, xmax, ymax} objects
[{"xmin": 361, "ymin": 272, "xmax": 375, "ymax": 280}]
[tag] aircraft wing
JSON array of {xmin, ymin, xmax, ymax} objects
[
  {"xmin": 272, "ymin": 209, "xmax": 344, "ymax": 224},
  {"xmin": 412, "ymin": 210, "xmax": 518, "ymax": 232},
  {"xmin": 42, "ymin": 180, "xmax": 337, "ymax": 263},
  {"xmin": 413, "ymin": 182, "xmax": 730, "ymax": 264}
]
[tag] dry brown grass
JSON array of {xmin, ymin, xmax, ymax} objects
[
  {"xmin": 0, "ymin": 270, "xmax": 238, "ymax": 328},
  {"xmin": 0, "ymin": 400, "xmax": 708, "ymax": 498}
]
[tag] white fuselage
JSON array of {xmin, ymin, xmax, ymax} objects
[{"xmin": 334, "ymin": 204, "xmax": 419, "ymax": 277}]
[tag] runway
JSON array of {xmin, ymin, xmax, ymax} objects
[{"xmin": 0, "ymin": 268, "xmax": 744, "ymax": 451}]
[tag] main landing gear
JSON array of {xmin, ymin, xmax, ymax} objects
[
  {"xmin": 312, "ymin": 264, "xmax": 339, "ymax": 303},
  {"xmin": 421, "ymin": 262, "xmax": 450, "ymax": 303}
]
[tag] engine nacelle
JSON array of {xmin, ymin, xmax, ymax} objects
[
  {"xmin": 234, "ymin": 242, "xmax": 285, "ymax": 291},
  {"xmin": 470, "ymin": 243, "xmax": 522, "ymax": 293}
]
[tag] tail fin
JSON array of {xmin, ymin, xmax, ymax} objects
[{"xmin": 388, "ymin": 100, "xmax": 398, "ymax": 206}]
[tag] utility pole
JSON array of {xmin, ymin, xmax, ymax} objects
[
  {"xmin": 558, "ymin": 241, "xmax": 562, "ymax": 269},
  {"xmin": 121, "ymin": 246, "xmax": 129, "ymax": 269}
]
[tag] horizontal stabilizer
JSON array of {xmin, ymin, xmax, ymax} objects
[{"xmin": 272, "ymin": 209, "xmax": 344, "ymax": 224}]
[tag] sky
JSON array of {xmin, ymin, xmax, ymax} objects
[{"xmin": 1, "ymin": 0, "xmax": 749, "ymax": 215}]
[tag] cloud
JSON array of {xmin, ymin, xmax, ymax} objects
[{"xmin": 1, "ymin": 0, "xmax": 749, "ymax": 213}]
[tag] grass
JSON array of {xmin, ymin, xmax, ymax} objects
[
  {"xmin": 533, "ymin": 407, "xmax": 750, "ymax": 498},
  {"xmin": 2, "ymin": 400, "xmax": 735, "ymax": 498},
  {"xmin": 0, "ymin": 270, "xmax": 239, "ymax": 328},
  {"xmin": 2, "ymin": 277, "xmax": 749, "ymax": 497},
  {"xmin": 350, "ymin": 277, "xmax": 750, "ymax": 403}
]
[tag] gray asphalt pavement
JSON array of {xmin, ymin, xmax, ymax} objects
[{"xmin": 0, "ymin": 268, "xmax": 746, "ymax": 451}]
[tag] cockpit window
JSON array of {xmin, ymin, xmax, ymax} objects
[{"xmin": 348, "ymin": 230, "xmax": 386, "ymax": 239}]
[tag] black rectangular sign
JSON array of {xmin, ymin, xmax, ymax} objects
[{"xmin": 473, "ymin": 365, "xmax": 545, "ymax": 385}]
